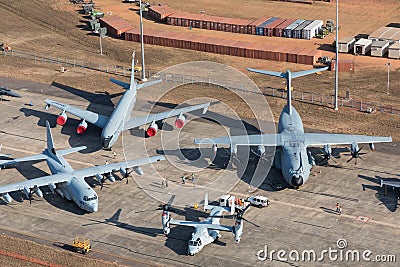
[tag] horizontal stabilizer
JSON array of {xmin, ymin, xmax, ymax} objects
[
  {"xmin": 57, "ymin": 146, "xmax": 87, "ymax": 156},
  {"xmin": 136, "ymin": 79, "xmax": 163, "ymax": 90},
  {"xmin": 110, "ymin": 78, "xmax": 130, "ymax": 89}
]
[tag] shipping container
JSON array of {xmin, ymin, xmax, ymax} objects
[
  {"xmin": 302, "ymin": 20, "xmax": 323, "ymax": 40},
  {"xmin": 284, "ymin": 19, "xmax": 304, "ymax": 38},
  {"xmin": 293, "ymin": 20, "xmax": 312, "ymax": 39},
  {"xmin": 274, "ymin": 18, "xmax": 296, "ymax": 37},
  {"xmin": 388, "ymin": 42, "xmax": 400, "ymax": 59},
  {"xmin": 256, "ymin": 17, "xmax": 278, "ymax": 36},
  {"xmin": 248, "ymin": 16, "xmax": 271, "ymax": 35},
  {"xmin": 370, "ymin": 40, "xmax": 390, "ymax": 57},
  {"xmin": 265, "ymin": 18, "xmax": 287, "ymax": 37},
  {"xmin": 330, "ymin": 60, "xmax": 355, "ymax": 72},
  {"xmin": 338, "ymin": 37, "xmax": 356, "ymax": 53}
]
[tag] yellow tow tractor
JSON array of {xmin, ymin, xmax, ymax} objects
[{"xmin": 72, "ymin": 237, "xmax": 91, "ymax": 254}]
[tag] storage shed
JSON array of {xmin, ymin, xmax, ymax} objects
[
  {"xmin": 284, "ymin": 19, "xmax": 304, "ymax": 38},
  {"xmin": 99, "ymin": 16, "xmax": 133, "ymax": 38},
  {"xmin": 354, "ymin": 38, "xmax": 373, "ymax": 55},
  {"xmin": 369, "ymin": 27, "xmax": 400, "ymax": 42},
  {"xmin": 302, "ymin": 20, "xmax": 323, "ymax": 40},
  {"xmin": 338, "ymin": 37, "xmax": 356, "ymax": 53},
  {"xmin": 148, "ymin": 5, "xmax": 175, "ymax": 22},
  {"xmin": 388, "ymin": 42, "xmax": 400, "ymax": 59},
  {"xmin": 370, "ymin": 40, "xmax": 390, "ymax": 57},
  {"xmin": 293, "ymin": 20, "xmax": 312, "ymax": 39}
]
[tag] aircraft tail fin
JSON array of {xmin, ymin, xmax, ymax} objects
[
  {"xmin": 246, "ymin": 67, "xmax": 328, "ymax": 115},
  {"xmin": 204, "ymin": 193, "xmax": 210, "ymax": 211},
  {"xmin": 46, "ymin": 120, "xmax": 56, "ymax": 154}
]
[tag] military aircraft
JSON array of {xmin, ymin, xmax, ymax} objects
[
  {"xmin": 195, "ymin": 67, "xmax": 392, "ymax": 188},
  {"xmin": 162, "ymin": 194, "xmax": 243, "ymax": 256},
  {"xmin": 0, "ymin": 86, "xmax": 21, "ymax": 99},
  {"xmin": 381, "ymin": 178, "xmax": 400, "ymax": 190},
  {"xmin": 0, "ymin": 121, "xmax": 165, "ymax": 212},
  {"xmin": 44, "ymin": 53, "xmax": 210, "ymax": 149}
]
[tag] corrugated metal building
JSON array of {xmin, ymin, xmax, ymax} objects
[
  {"xmin": 284, "ymin": 19, "xmax": 304, "ymax": 38},
  {"xmin": 388, "ymin": 42, "xmax": 400, "ymax": 59},
  {"xmin": 370, "ymin": 40, "xmax": 390, "ymax": 57},
  {"xmin": 256, "ymin": 17, "xmax": 278, "ymax": 36},
  {"xmin": 354, "ymin": 38, "xmax": 373, "ymax": 55},
  {"xmin": 369, "ymin": 27, "xmax": 400, "ymax": 42},
  {"xmin": 302, "ymin": 20, "xmax": 323, "ymax": 40},
  {"xmin": 338, "ymin": 37, "xmax": 356, "ymax": 53},
  {"xmin": 293, "ymin": 20, "xmax": 312, "ymax": 39},
  {"xmin": 148, "ymin": 5, "xmax": 175, "ymax": 22},
  {"xmin": 99, "ymin": 16, "xmax": 133, "ymax": 38},
  {"xmin": 273, "ymin": 18, "xmax": 296, "ymax": 37}
]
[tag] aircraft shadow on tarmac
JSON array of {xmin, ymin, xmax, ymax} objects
[
  {"xmin": 19, "ymin": 107, "xmax": 103, "ymax": 153},
  {"xmin": 358, "ymin": 174, "xmax": 399, "ymax": 212}
]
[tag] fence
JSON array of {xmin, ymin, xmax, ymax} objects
[{"xmin": 1, "ymin": 49, "xmax": 400, "ymax": 116}]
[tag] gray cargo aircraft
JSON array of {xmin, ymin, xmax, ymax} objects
[
  {"xmin": 162, "ymin": 194, "xmax": 243, "ymax": 256},
  {"xmin": 195, "ymin": 67, "xmax": 392, "ymax": 188},
  {"xmin": 0, "ymin": 86, "xmax": 21, "ymax": 99},
  {"xmin": 0, "ymin": 121, "xmax": 164, "ymax": 212},
  {"xmin": 44, "ymin": 54, "xmax": 210, "ymax": 149}
]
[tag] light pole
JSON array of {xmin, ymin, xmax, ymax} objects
[
  {"xmin": 334, "ymin": 0, "xmax": 339, "ymax": 110},
  {"xmin": 139, "ymin": 0, "xmax": 147, "ymax": 81},
  {"xmin": 385, "ymin": 62, "xmax": 391, "ymax": 95}
]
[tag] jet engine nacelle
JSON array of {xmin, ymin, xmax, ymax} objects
[
  {"xmin": 106, "ymin": 173, "xmax": 115, "ymax": 183},
  {"xmin": 76, "ymin": 120, "xmax": 88, "ymax": 135},
  {"xmin": 162, "ymin": 210, "xmax": 171, "ymax": 235},
  {"xmin": 95, "ymin": 173, "xmax": 103, "ymax": 184},
  {"xmin": 35, "ymin": 188, "xmax": 43, "ymax": 198},
  {"xmin": 23, "ymin": 187, "xmax": 30, "ymax": 199},
  {"xmin": 119, "ymin": 167, "xmax": 128, "ymax": 178},
  {"xmin": 258, "ymin": 145, "xmax": 266, "ymax": 155},
  {"xmin": 48, "ymin": 183, "xmax": 56, "ymax": 193},
  {"xmin": 233, "ymin": 218, "xmax": 243, "ymax": 243},
  {"xmin": 369, "ymin": 143, "xmax": 375, "ymax": 151},
  {"xmin": 56, "ymin": 111, "xmax": 67, "ymax": 126},
  {"xmin": 134, "ymin": 166, "xmax": 144, "ymax": 176},
  {"xmin": 2, "ymin": 193, "xmax": 12, "ymax": 203},
  {"xmin": 175, "ymin": 114, "xmax": 186, "ymax": 129},
  {"xmin": 146, "ymin": 121, "xmax": 158, "ymax": 137}
]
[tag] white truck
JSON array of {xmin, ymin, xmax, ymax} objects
[
  {"xmin": 246, "ymin": 195, "xmax": 270, "ymax": 208},
  {"xmin": 219, "ymin": 194, "xmax": 250, "ymax": 212}
]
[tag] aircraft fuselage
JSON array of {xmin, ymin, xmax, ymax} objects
[
  {"xmin": 45, "ymin": 150, "xmax": 98, "ymax": 212},
  {"xmin": 275, "ymin": 105, "xmax": 312, "ymax": 187},
  {"xmin": 101, "ymin": 89, "xmax": 137, "ymax": 149}
]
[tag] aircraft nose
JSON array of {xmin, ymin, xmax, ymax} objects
[
  {"xmin": 87, "ymin": 204, "xmax": 98, "ymax": 213},
  {"xmin": 291, "ymin": 176, "xmax": 304, "ymax": 187}
]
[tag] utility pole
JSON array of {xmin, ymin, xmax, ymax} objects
[
  {"xmin": 334, "ymin": 0, "xmax": 339, "ymax": 110},
  {"xmin": 385, "ymin": 62, "xmax": 391, "ymax": 95},
  {"xmin": 139, "ymin": 0, "xmax": 147, "ymax": 81}
]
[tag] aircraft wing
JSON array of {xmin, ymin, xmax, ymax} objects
[
  {"xmin": 0, "ymin": 156, "xmax": 165, "ymax": 194},
  {"xmin": 170, "ymin": 219, "xmax": 233, "ymax": 232},
  {"xmin": 0, "ymin": 154, "xmax": 48, "ymax": 168},
  {"xmin": 194, "ymin": 134, "xmax": 284, "ymax": 146},
  {"xmin": 123, "ymin": 103, "xmax": 210, "ymax": 131},
  {"xmin": 76, "ymin": 156, "xmax": 165, "ymax": 178},
  {"xmin": 381, "ymin": 178, "xmax": 400, "ymax": 188},
  {"xmin": 0, "ymin": 172, "xmax": 71, "ymax": 194},
  {"xmin": 45, "ymin": 99, "xmax": 109, "ymax": 128},
  {"xmin": 304, "ymin": 134, "xmax": 392, "ymax": 146}
]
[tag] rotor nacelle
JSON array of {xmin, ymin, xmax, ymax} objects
[
  {"xmin": 56, "ymin": 111, "xmax": 67, "ymax": 126},
  {"xmin": 233, "ymin": 217, "xmax": 243, "ymax": 243},
  {"xmin": 175, "ymin": 114, "xmax": 186, "ymax": 129},
  {"xmin": 146, "ymin": 121, "xmax": 158, "ymax": 137},
  {"xmin": 162, "ymin": 209, "xmax": 171, "ymax": 235},
  {"xmin": 76, "ymin": 120, "xmax": 88, "ymax": 135}
]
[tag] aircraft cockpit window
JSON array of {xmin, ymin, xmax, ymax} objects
[{"xmin": 83, "ymin": 195, "xmax": 97, "ymax": 201}]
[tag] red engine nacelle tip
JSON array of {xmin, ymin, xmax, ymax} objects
[
  {"xmin": 175, "ymin": 119, "xmax": 185, "ymax": 129},
  {"xmin": 146, "ymin": 127, "xmax": 157, "ymax": 137},
  {"xmin": 76, "ymin": 125, "xmax": 87, "ymax": 134},
  {"xmin": 56, "ymin": 114, "xmax": 67, "ymax": 126},
  {"xmin": 76, "ymin": 120, "xmax": 88, "ymax": 135}
]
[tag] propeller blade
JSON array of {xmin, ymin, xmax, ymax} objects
[{"xmin": 346, "ymin": 157, "xmax": 354, "ymax": 163}]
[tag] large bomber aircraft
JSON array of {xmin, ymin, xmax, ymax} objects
[
  {"xmin": 0, "ymin": 86, "xmax": 21, "ymax": 99},
  {"xmin": 195, "ymin": 67, "xmax": 392, "ymax": 188},
  {"xmin": 44, "ymin": 54, "xmax": 210, "ymax": 149},
  {"xmin": 162, "ymin": 194, "xmax": 243, "ymax": 256},
  {"xmin": 0, "ymin": 121, "xmax": 164, "ymax": 212}
]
